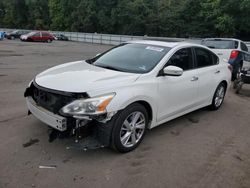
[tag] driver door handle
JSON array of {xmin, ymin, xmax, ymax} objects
[
  {"xmin": 215, "ymin": 70, "xmax": 220, "ymax": 74},
  {"xmin": 191, "ymin": 76, "xmax": 199, "ymax": 81}
]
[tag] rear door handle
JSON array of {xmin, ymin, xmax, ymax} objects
[
  {"xmin": 215, "ymin": 70, "xmax": 220, "ymax": 74},
  {"xmin": 191, "ymin": 76, "xmax": 199, "ymax": 81}
]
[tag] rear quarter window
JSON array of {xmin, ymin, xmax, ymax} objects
[{"xmin": 241, "ymin": 42, "xmax": 248, "ymax": 52}]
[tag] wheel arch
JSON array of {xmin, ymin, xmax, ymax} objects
[
  {"xmin": 134, "ymin": 100, "xmax": 153, "ymax": 124},
  {"xmin": 221, "ymin": 80, "xmax": 228, "ymax": 90},
  {"xmin": 122, "ymin": 100, "xmax": 154, "ymax": 129},
  {"xmin": 210, "ymin": 80, "xmax": 228, "ymax": 105}
]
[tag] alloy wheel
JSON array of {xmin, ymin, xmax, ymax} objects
[
  {"xmin": 214, "ymin": 86, "xmax": 225, "ymax": 107},
  {"xmin": 120, "ymin": 111, "xmax": 146, "ymax": 148}
]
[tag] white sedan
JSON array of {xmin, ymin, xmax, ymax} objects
[{"xmin": 25, "ymin": 40, "xmax": 231, "ymax": 152}]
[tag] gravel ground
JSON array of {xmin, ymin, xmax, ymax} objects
[{"xmin": 0, "ymin": 39, "xmax": 250, "ymax": 188}]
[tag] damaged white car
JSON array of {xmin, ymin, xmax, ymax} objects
[{"xmin": 25, "ymin": 41, "xmax": 231, "ymax": 152}]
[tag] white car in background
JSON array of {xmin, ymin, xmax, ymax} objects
[
  {"xmin": 202, "ymin": 38, "xmax": 250, "ymax": 80},
  {"xmin": 25, "ymin": 41, "xmax": 231, "ymax": 152}
]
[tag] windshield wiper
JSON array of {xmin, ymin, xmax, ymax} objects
[
  {"xmin": 95, "ymin": 64, "xmax": 122, "ymax": 72},
  {"xmin": 207, "ymin": 46, "xmax": 215, "ymax": 49}
]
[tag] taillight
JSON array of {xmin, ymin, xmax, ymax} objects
[
  {"xmin": 228, "ymin": 65, "xmax": 233, "ymax": 72},
  {"xmin": 230, "ymin": 50, "xmax": 239, "ymax": 59}
]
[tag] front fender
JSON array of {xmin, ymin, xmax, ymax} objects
[{"xmin": 89, "ymin": 82, "xmax": 159, "ymax": 129}]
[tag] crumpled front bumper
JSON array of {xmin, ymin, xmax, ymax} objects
[{"xmin": 26, "ymin": 96, "xmax": 67, "ymax": 131}]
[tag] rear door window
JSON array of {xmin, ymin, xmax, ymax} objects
[
  {"xmin": 166, "ymin": 48, "xmax": 193, "ymax": 71},
  {"xmin": 195, "ymin": 48, "xmax": 217, "ymax": 68},
  {"xmin": 42, "ymin": 32, "xmax": 50, "ymax": 37}
]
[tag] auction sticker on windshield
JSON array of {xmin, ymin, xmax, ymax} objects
[{"xmin": 145, "ymin": 46, "xmax": 164, "ymax": 52}]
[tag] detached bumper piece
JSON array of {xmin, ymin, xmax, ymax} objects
[{"xmin": 66, "ymin": 136, "xmax": 105, "ymax": 151}]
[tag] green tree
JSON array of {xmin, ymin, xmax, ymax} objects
[
  {"xmin": 0, "ymin": 0, "xmax": 250, "ymax": 40},
  {"xmin": 26, "ymin": 0, "xmax": 50, "ymax": 30},
  {"xmin": 3, "ymin": 0, "xmax": 28, "ymax": 28}
]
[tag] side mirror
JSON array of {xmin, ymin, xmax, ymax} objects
[{"xmin": 163, "ymin": 65, "xmax": 183, "ymax": 76}]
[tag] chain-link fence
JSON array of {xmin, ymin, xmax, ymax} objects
[{"xmin": 1, "ymin": 28, "xmax": 249, "ymax": 51}]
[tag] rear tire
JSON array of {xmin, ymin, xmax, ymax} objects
[
  {"xmin": 47, "ymin": 39, "xmax": 52, "ymax": 43},
  {"xmin": 210, "ymin": 82, "xmax": 226, "ymax": 110},
  {"xmin": 235, "ymin": 82, "xmax": 243, "ymax": 94},
  {"xmin": 111, "ymin": 103, "xmax": 148, "ymax": 153}
]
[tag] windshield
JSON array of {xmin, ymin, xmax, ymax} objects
[
  {"xmin": 90, "ymin": 43, "xmax": 170, "ymax": 73},
  {"xmin": 202, "ymin": 40, "xmax": 238, "ymax": 49},
  {"xmin": 11, "ymin": 30, "xmax": 18, "ymax": 34},
  {"xmin": 27, "ymin": 32, "xmax": 37, "ymax": 36}
]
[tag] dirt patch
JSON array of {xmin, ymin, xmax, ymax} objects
[
  {"xmin": 22, "ymin": 139, "xmax": 39, "ymax": 148},
  {"xmin": 0, "ymin": 53, "xmax": 23, "ymax": 57},
  {"xmin": 188, "ymin": 117, "xmax": 200, "ymax": 123}
]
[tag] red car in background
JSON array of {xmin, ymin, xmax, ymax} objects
[{"xmin": 20, "ymin": 31, "xmax": 55, "ymax": 42}]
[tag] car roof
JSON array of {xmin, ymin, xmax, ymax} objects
[
  {"xmin": 128, "ymin": 40, "xmax": 179, "ymax": 48},
  {"xmin": 128, "ymin": 40, "xmax": 205, "ymax": 49},
  {"xmin": 203, "ymin": 38, "xmax": 242, "ymax": 42}
]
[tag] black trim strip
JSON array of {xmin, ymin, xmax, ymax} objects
[
  {"xmin": 24, "ymin": 87, "xmax": 33, "ymax": 97},
  {"xmin": 33, "ymin": 80, "xmax": 89, "ymax": 98}
]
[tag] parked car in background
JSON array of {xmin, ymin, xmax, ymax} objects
[
  {"xmin": 0, "ymin": 31, "xmax": 5, "ymax": 40},
  {"xmin": 24, "ymin": 41, "xmax": 231, "ymax": 152},
  {"xmin": 202, "ymin": 38, "xmax": 250, "ymax": 80},
  {"xmin": 20, "ymin": 31, "xmax": 55, "ymax": 43},
  {"xmin": 54, "ymin": 34, "xmax": 69, "ymax": 41},
  {"xmin": 5, "ymin": 30, "xmax": 29, "ymax": 40}
]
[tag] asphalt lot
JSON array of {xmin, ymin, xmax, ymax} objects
[{"xmin": 0, "ymin": 39, "xmax": 250, "ymax": 188}]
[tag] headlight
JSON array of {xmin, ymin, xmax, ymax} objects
[{"xmin": 60, "ymin": 93, "xmax": 115, "ymax": 116}]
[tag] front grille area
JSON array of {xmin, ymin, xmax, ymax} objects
[{"xmin": 25, "ymin": 82, "xmax": 88, "ymax": 114}]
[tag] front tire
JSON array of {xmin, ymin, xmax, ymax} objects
[
  {"xmin": 111, "ymin": 103, "xmax": 148, "ymax": 153},
  {"xmin": 210, "ymin": 82, "xmax": 226, "ymax": 110}
]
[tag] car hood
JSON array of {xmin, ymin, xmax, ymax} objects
[
  {"xmin": 35, "ymin": 61, "xmax": 140, "ymax": 93},
  {"xmin": 20, "ymin": 34, "xmax": 29, "ymax": 39}
]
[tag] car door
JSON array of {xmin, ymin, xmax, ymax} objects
[
  {"xmin": 32, "ymin": 32, "xmax": 41, "ymax": 41},
  {"xmin": 39, "ymin": 32, "xmax": 43, "ymax": 41},
  {"xmin": 157, "ymin": 47, "xmax": 199, "ymax": 123},
  {"xmin": 42, "ymin": 32, "xmax": 48, "ymax": 41},
  {"xmin": 194, "ymin": 47, "xmax": 221, "ymax": 105}
]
